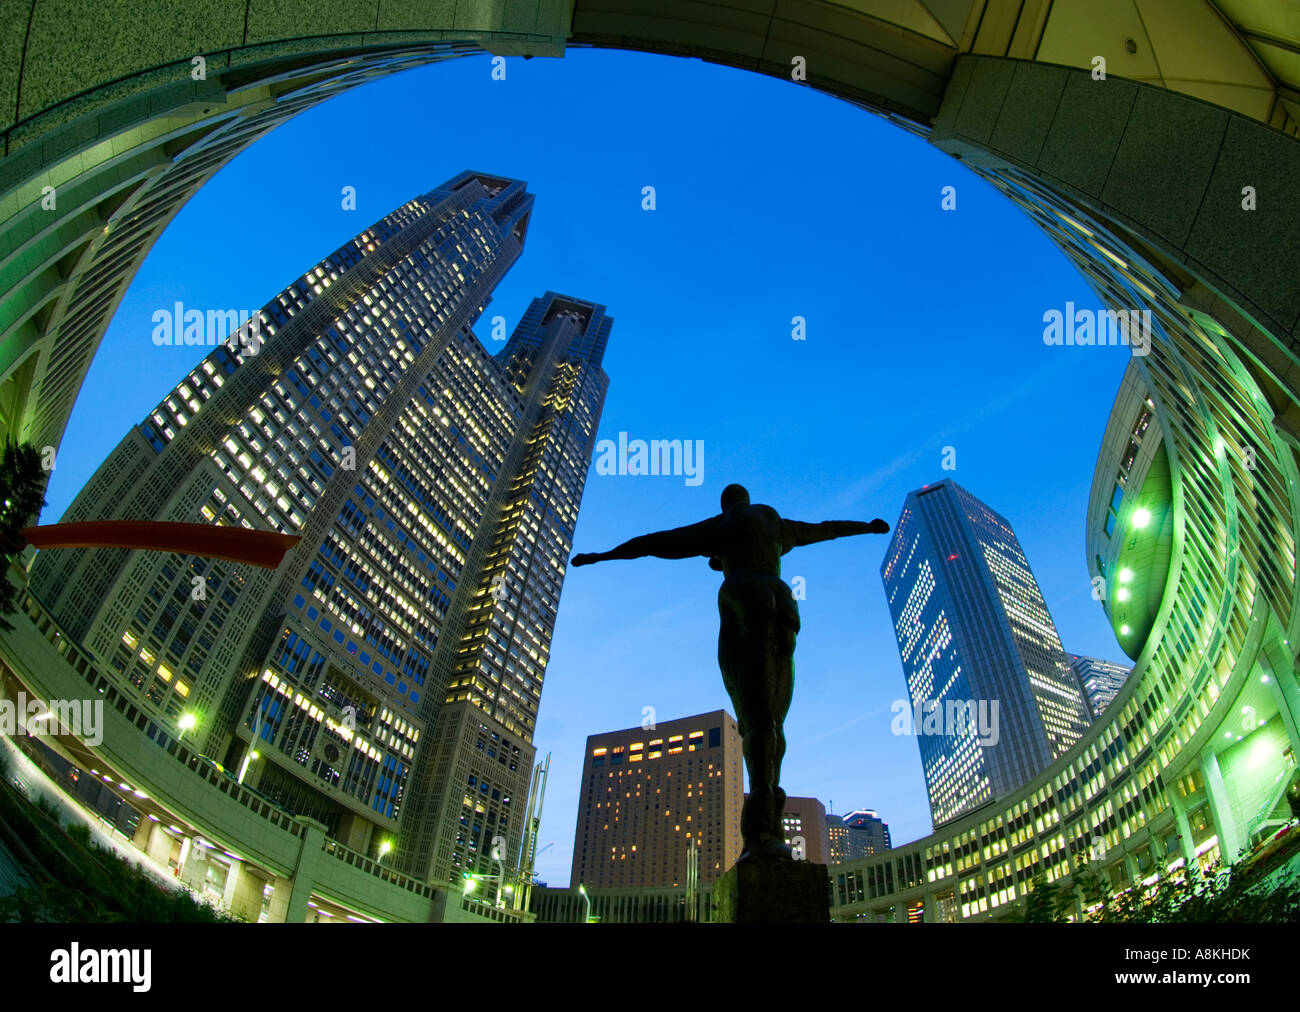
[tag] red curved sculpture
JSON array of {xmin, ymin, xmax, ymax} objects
[{"xmin": 21, "ymin": 521, "xmax": 300, "ymax": 570}]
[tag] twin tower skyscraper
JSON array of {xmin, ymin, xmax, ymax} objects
[{"xmin": 32, "ymin": 172, "xmax": 611, "ymax": 887}]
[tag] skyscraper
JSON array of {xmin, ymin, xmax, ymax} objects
[
  {"xmin": 570, "ymin": 710, "xmax": 743, "ymax": 890},
  {"xmin": 841, "ymin": 809, "xmax": 892, "ymax": 854},
  {"xmin": 880, "ymin": 479, "xmax": 1092, "ymax": 827},
  {"xmin": 1067, "ymin": 654, "xmax": 1133, "ymax": 718},
  {"xmin": 30, "ymin": 171, "xmax": 612, "ymax": 888}
]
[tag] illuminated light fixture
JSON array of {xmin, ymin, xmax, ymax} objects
[
  {"xmin": 1262, "ymin": 675, "xmax": 1271, "ymax": 684},
  {"xmin": 1131, "ymin": 508, "xmax": 1151, "ymax": 528},
  {"xmin": 1119, "ymin": 568, "xmax": 1133, "ymax": 583},
  {"xmin": 179, "ymin": 713, "xmax": 197, "ymax": 731},
  {"xmin": 133, "ymin": 790, "xmax": 147, "ymax": 799},
  {"xmin": 378, "ymin": 840, "xmax": 393, "ymax": 858},
  {"xmin": 1116, "ymin": 588, "xmax": 1130, "ymax": 602},
  {"xmin": 1120, "ymin": 624, "xmax": 1131, "ymax": 635}
]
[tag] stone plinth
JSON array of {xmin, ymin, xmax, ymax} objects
[{"xmin": 713, "ymin": 859, "xmax": 830, "ymax": 923}]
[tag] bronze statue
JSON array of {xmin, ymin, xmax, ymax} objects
[{"xmin": 572, "ymin": 483, "xmax": 889, "ymax": 862}]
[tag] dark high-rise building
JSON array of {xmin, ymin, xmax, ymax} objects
[
  {"xmin": 842, "ymin": 809, "xmax": 892, "ymax": 855},
  {"xmin": 30, "ymin": 171, "xmax": 612, "ymax": 888},
  {"xmin": 570, "ymin": 711, "xmax": 743, "ymax": 889},
  {"xmin": 1067, "ymin": 654, "xmax": 1133, "ymax": 718},
  {"xmin": 880, "ymin": 479, "xmax": 1092, "ymax": 827},
  {"xmin": 826, "ymin": 814, "xmax": 850, "ymax": 864},
  {"xmin": 826, "ymin": 809, "xmax": 891, "ymax": 863}
]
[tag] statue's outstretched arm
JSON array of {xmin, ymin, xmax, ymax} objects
[
  {"xmin": 781, "ymin": 518, "xmax": 889, "ymax": 553},
  {"xmin": 573, "ymin": 517, "xmax": 719, "ymax": 567}
]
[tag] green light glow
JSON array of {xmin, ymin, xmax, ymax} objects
[
  {"xmin": 1132, "ymin": 508, "xmax": 1152, "ymax": 528},
  {"xmin": 1120, "ymin": 624, "xmax": 1131, "ymax": 635},
  {"xmin": 1117, "ymin": 588, "xmax": 1130, "ymax": 601},
  {"xmin": 1119, "ymin": 568, "xmax": 1133, "ymax": 583}
]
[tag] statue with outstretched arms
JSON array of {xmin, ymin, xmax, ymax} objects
[{"xmin": 572, "ymin": 483, "xmax": 889, "ymax": 861}]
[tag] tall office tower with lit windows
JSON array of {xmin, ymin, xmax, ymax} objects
[
  {"xmin": 30, "ymin": 171, "xmax": 612, "ymax": 888},
  {"xmin": 570, "ymin": 711, "xmax": 744, "ymax": 890},
  {"xmin": 1067, "ymin": 654, "xmax": 1133, "ymax": 718},
  {"xmin": 880, "ymin": 479, "xmax": 1093, "ymax": 827}
]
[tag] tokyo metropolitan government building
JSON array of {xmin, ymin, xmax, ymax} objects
[{"xmin": 30, "ymin": 171, "xmax": 611, "ymax": 888}]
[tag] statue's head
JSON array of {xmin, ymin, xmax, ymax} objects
[{"xmin": 721, "ymin": 484, "xmax": 750, "ymax": 512}]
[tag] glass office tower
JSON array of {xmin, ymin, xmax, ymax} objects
[
  {"xmin": 880, "ymin": 479, "xmax": 1092, "ymax": 826},
  {"xmin": 30, "ymin": 171, "xmax": 611, "ymax": 885}
]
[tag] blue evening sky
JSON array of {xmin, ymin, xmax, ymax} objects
[{"xmin": 42, "ymin": 49, "xmax": 1132, "ymax": 887}]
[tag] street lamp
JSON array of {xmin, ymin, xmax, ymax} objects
[
  {"xmin": 578, "ymin": 882, "xmax": 592, "ymax": 924},
  {"xmin": 177, "ymin": 712, "xmax": 197, "ymax": 741}
]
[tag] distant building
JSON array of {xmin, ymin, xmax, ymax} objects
[
  {"xmin": 531, "ymin": 883, "xmax": 714, "ymax": 923},
  {"xmin": 1068, "ymin": 654, "xmax": 1133, "ymax": 717},
  {"xmin": 775, "ymin": 795, "xmax": 828, "ymax": 864},
  {"xmin": 826, "ymin": 814, "xmax": 850, "ymax": 864},
  {"xmin": 570, "ymin": 710, "xmax": 743, "ymax": 889},
  {"xmin": 842, "ymin": 809, "xmax": 892, "ymax": 856},
  {"xmin": 881, "ymin": 479, "xmax": 1093, "ymax": 827}
]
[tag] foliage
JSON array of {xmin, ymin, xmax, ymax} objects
[
  {"xmin": 0, "ymin": 779, "xmax": 237, "ymax": 923},
  {"xmin": 0, "ymin": 439, "xmax": 47, "ymax": 631},
  {"xmin": 1007, "ymin": 853, "xmax": 1300, "ymax": 923}
]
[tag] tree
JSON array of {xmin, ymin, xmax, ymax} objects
[
  {"xmin": 1007, "ymin": 872, "xmax": 1068, "ymax": 922},
  {"xmin": 0, "ymin": 439, "xmax": 47, "ymax": 631}
]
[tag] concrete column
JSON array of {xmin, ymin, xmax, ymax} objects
[
  {"xmin": 268, "ymin": 819, "xmax": 329, "ymax": 923},
  {"xmin": 222, "ymin": 863, "xmax": 266, "ymax": 922},
  {"xmin": 131, "ymin": 818, "xmax": 178, "ymax": 871},
  {"xmin": 1200, "ymin": 750, "xmax": 1242, "ymax": 863},
  {"xmin": 922, "ymin": 891, "xmax": 939, "ymax": 923},
  {"xmin": 1168, "ymin": 791, "xmax": 1198, "ymax": 867},
  {"xmin": 1259, "ymin": 640, "xmax": 1300, "ymax": 755},
  {"xmin": 176, "ymin": 837, "xmax": 208, "ymax": 892},
  {"xmin": 130, "ymin": 816, "xmax": 153, "ymax": 850},
  {"xmin": 1124, "ymin": 851, "xmax": 1142, "ymax": 887}
]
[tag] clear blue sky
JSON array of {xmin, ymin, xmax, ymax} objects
[{"xmin": 43, "ymin": 49, "xmax": 1132, "ymax": 887}]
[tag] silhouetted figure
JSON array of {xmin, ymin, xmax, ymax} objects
[{"xmin": 572, "ymin": 483, "xmax": 889, "ymax": 862}]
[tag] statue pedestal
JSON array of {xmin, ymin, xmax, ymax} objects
[{"xmin": 713, "ymin": 859, "xmax": 830, "ymax": 923}]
